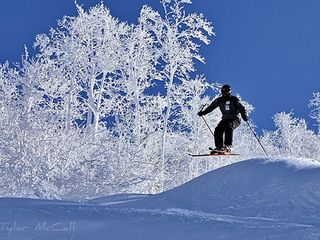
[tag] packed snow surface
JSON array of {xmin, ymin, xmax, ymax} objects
[{"xmin": 1, "ymin": 157, "xmax": 320, "ymax": 240}]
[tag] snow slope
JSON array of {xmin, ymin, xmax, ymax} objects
[{"xmin": 0, "ymin": 157, "xmax": 320, "ymax": 240}]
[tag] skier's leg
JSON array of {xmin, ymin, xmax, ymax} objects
[
  {"xmin": 214, "ymin": 120, "xmax": 225, "ymax": 149},
  {"xmin": 224, "ymin": 119, "xmax": 240, "ymax": 147},
  {"xmin": 224, "ymin": 124, "xmax": 233, "ymax": 147}
]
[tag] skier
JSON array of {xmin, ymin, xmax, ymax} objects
[{"xmin": 197, "ymin": 84, "xmax": 248, "ymax": 153}]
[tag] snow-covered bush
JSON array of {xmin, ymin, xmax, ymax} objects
[{"xmin": 262, "ymin": 112, "xmax": 320, "ymax": 160}]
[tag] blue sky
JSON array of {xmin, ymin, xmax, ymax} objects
[{"xmin": 1, "ymin": 0, "xmax": 319, "ymax": 133}]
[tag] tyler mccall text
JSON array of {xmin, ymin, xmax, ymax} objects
[{"xmin": 0, "ymin": 221, "xmax": 76, "ymax": 237}]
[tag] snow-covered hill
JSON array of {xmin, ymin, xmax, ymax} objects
[{"xmin": 1, "ymin": 157, "xmax": 320, "ymax": 240}]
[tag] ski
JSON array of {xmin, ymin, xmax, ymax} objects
[{"xmin": 188, "ymin": 152, "xmax": 239, "ymax": 157}]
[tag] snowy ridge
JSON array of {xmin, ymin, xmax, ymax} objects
[
  {"xmin": 114, "ymin": 158, "xmax": 320, "ymax": 222},
  {"xmin": 0, "ymin": 157, "xmax": 320, "ymax": 240},
  {"xmin": 265, "ymin": 156, "xmax": 320, "ymax": 169},
  {"xmin": 115, "ymin": 207, "xmax": 316, "ymax": 229}
]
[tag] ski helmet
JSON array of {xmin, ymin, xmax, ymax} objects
[{"xmin": 221, "ymin": 84, "xmax": 231, "ymax": 96}]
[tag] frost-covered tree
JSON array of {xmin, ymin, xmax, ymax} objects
[
  {"xmin": 112, "ymin": 15, "xmax": 160, "ymax": 153},
  {"xmin": 0, "ymin": 63, "xmax": 23, "ymax": 195},
  {"xmin": 262, "ymin": 112, "xmax": 320, "ymax": 159},
  {"xmin": 309, "ymin": 92, "xmax": 320, "ymax": 133},
  {"xmin": 34, "ymin": 3, "xmax": 130, "ymax": 133},
  {"xmin": 0, "ymin": 58, "xmax": 97, "ymax": 198},
  {"xmin": 140, "ymin": 0, "xmax": 214, "ymax": 189}
]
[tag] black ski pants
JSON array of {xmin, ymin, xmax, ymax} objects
[{"xmin": 214, "ymin": 119, "xmax": 240, "ymax": 148}]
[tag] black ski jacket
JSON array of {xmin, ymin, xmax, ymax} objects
[{"xmin": 202, "ymin": 95, "xmax": 248, "ymax": 121}]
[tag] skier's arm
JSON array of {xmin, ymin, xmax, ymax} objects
[
  {"xmin": 198, "ymin": 99, "xmax": 219, "ymax": 116},
  {"xmin": 236, "ymin": 101, "xmax": 248, "ymax": 121}
]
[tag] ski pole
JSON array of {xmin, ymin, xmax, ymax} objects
[
  {"xmin": 199, "ymin": 104, "xmax": 215, "ymax": 138},
  {"xmin": 246, "ymin": 121, "xmax": 268, "ymax": 156}
]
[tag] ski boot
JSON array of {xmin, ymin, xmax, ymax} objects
[
  {"xmin": 209, "ymin": 147, "xmax": 225, "ymax": 154},
  {"xmin": 223, "ymin": 145, "xmax": 232, "ymax": 153},
  {"xmin": 209, "ymin": 146, "xmax": 232, "ymax": 154}
]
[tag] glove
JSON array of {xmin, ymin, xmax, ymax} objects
[{"xmin": 198, "ymin": 111, "xmax": 205, "ymax": 117}]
